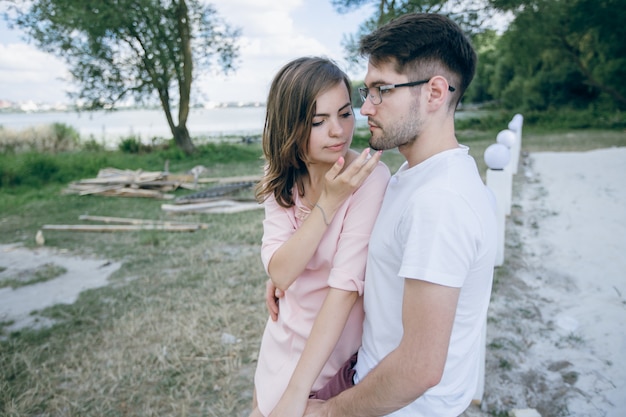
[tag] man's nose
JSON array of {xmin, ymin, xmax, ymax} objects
[{"xmin": 360, "ymin": 99, "xmax": 375, "ymax": 116}]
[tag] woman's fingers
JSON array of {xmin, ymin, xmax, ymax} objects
[
  {"xmin": 325, "ymin": 155, "xmax": 345, "ymax": 180},
  {"xmin": 321, "ymin": 148, "xmax": 382, "ymax": 209},
  {"xmin": 339, "ymin": 148, "xmax": 382, "ymax": 185}
]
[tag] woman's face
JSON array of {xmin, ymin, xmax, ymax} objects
[{"xmin": 307, "ymin": 82, "xmax": 355, "ymax": 167}]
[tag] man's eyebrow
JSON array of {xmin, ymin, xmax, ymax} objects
[
  {"xmin": 364, "ymin": 80, "xmax": 389, "ymax": 87},
  {"xmin": 314, "ymin": 102, "xmax": 352, "ymax": 117}
]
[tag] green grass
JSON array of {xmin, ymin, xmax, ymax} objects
[
  {"xmin": 0, "ymin": 263, "xmax": 67, "ymax": 289},
  {"xmin": 0, "ymin": 121, "xmax": 625, "ymax": 416}
]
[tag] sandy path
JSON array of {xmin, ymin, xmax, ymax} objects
[{"xmin": 472, "ymin": 147, "xmax": 626, "ymax": 417}]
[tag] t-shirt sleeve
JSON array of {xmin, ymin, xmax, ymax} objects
[
  {"xmin": 398, "ymin": 189, "xmax": 481, "ymax": 288},
  {"xmin": 327, "ymin": 162, "xmax": 390, "ymax": 294}
]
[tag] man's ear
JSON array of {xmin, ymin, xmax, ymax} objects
[{"xmin": 426, "ymin": 76, "xmax": 452, "ymax": 110}]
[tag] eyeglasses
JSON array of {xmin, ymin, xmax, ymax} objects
[{"xmin": 358, "ymin": 78, "xmax": 456, "ymax": 105}]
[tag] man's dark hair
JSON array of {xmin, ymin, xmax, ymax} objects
[{"xmin": 359, "ymin": 13, "xmax": 477, "ymax": 103}]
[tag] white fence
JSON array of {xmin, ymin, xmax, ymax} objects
[{"xmin": 474, "ymin": 113, "xmax": 524, "ymax": 405}]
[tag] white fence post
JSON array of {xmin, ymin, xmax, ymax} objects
[
  {"xmin": 507, "ymin": 114, "xmax": 524, "ymax": 175},
  {"xmin": 484, "ymin": 143, "xmax": 511, "ymax": 267},
  {"xmin": 474, "ymin": 142, "xmax": 511, "ymax": 405},
  {"xmin": 474, "ymin": 119, "xmax": 521, "ymax": 405},
  {"xmin": 496, "ymin": 129, "xmax": 516, "ymax": 216}
]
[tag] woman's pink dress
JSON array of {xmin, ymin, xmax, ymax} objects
[{"xmin": 254, "ymin": 163, "xmax": 390, "ymax": 416}]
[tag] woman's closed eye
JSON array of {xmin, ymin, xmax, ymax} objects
[{"xmin": 341, "ymin": 110, "xmax": 353, "ymax": 119}]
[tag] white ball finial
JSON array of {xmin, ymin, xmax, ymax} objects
[
  {"xmin": 496, "ymin": 129, "xmax": 516, "ymax": 148},
  {"xmin": 508, "ymin": 114, "xmax": 523, "ymax": 131},
  {"xmin": 484, "ymin": 143, "xmax": 511, "ymax": 170}
]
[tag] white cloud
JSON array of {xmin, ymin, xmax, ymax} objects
[
  {"xmin": 0, "ymin": 43, "xmax": 71, "ymax": 103},
  {"xmin": 0, "ymin": 1, "xmax": 372, "ymax": 105}
]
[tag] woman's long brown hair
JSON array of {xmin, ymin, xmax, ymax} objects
[{"xmin": 255, "ymin": 57, "xmax": 352, "ymax": 208}]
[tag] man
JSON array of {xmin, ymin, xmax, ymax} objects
[{"xmin": 304, "ymin": 12, "xmax": 497, "ymax": 416}]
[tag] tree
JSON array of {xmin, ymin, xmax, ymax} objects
[
  {"xmin": 7, "ymin": 0, "xmax": 240, "ymax": 154},
  {"xmin": 463, "ymin": 29, "xmax": 500, "ymax": 104},
  {"xmin": 332, "ymin": 0, "xmax": 498, "ymax": 69},
  {"xmin": 488, "ymin": 0, "xmax": 626, "ymax": 110}
]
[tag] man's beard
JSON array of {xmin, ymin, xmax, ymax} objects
[{"xmin": 368, "ymin": 112, "xmax": 422, "ymax": 151}]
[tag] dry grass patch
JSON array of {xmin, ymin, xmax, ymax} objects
[{"xmin": 0, "ymin": 211, "xmax": 267, "ymax": 416}]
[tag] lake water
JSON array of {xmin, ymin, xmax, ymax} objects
[
  {"xmin": 0, "ymin": 106, "xmax": 483, "ymax": 148},
  {"xmin": 0, "ymin": 107, "xmax": 270, "ymax": 147}
]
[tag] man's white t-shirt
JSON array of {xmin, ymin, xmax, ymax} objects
[{"xmin": 354, "ymin": 146, "xmax": 497, "ymax": 416}]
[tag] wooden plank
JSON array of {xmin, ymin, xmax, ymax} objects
[
  {"xmin": 196, "ymin": 175, "xmax": 262, "ymax": 184},
  {"xmin": 78, "ymin": 185, "xmax": 125, "ymax": 196},
  {"xmin": 174, "ymin": 182, "xmax": 255, "ymax": 204},
  {"xmin": 109, "ymin": 188, "xmax": 175, "ymax": 199},
  {"xmin": 161, "ymin": 200, "xmax": 261, "ymax": 214},
  {"xmin": 161, "ymin": 200, "xmax": 238, "ymax": 212},
  {"xmin": 202, "ymin": 202, "xmax": 263, "ymax": 214},
  {"xmin": 78, "ymin": 215, "xmax": 209, "ymax": 229},
  {"xmin": 42, "ymin": 224, "xmax": 200, "ymax": 232}
]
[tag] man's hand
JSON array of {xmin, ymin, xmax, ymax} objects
[
  {"xmin": 303, "ymin": 399, "xmax": 328, "ymax": 417},
  {"xmin": 265, "ymin": 279, "xmax": 284, "ymax": 321}
]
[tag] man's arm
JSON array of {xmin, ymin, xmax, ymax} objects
[{"xmin": 305, "ymin": 278, "xmax": 460, "ymax": 417}]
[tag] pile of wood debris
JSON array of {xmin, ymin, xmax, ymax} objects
[
  {"xmin": 63, "ymin": 167, "xmax": 247, "ymax": 200},
  {"xmin": 61, "ymin": 166, "xmax": 263, "ymax": 214},
  {"xmin": 36, "ymin": 166, "xmax": 265, "ymax": 240}
]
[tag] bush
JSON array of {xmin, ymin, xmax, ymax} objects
[
  {"xmin": 454, "ymin": 109, "xmax": 626, "ymax": 131},
  {"xmin": 81, "ymin": 137, "xmax": 106, "ymax": 152},
  {"xmin": 118, "ymin": 135, "xmax": 147, "ymax": 154},
  {"xmin": 23, "ymin": 154, "xmax": 61, "ymax": 185},
  {"xmin": 0, "ymin": 123, "xmax": 81, "ymax": 153},
  {"xmin": 51, "ymin": 122, "xmax": 81, "ymax": 149}
]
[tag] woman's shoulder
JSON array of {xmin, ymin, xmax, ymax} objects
[{"xmin": 374, "ymin": 158, "xmax": 391, "ymax": 176}]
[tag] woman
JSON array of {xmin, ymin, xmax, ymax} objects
[{"xmin": 250, "ymin": 57, "xmax": 390, "ymax": 417}]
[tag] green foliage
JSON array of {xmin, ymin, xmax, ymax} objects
[
  {"xmin": 350, "ymin": 80, "xmax": 365, "ymax": 109},
  {"xmin": 352, "ymin": 129, "xmax": 372, "ymax": 149},
  {"xmin": 487, "ymin": 0, "xmax": 626, "ymax": 111},
  {"xmin": 464, "ymin": 30, "xmax": 499, "ymax": 104},
  {"xmin": 118, "ymin": 135, "xmax": 148, "ymax": 154},
  {"xmin": 51, "ymin": 122, "xmax": 80, "ymax": 146},
  {"xmin": 81, "ymin": 138, "xmax": 106, "ymax": 152},
  {"xmin": 455, "ymin": 110, "xmax": 514, "ymax": 131},
  {"xmin": 159, "ymin": 141, "xmax": 262, "ymax": 165},
  {"xmin": 0, "ymin": 151, "xmax": 107, "ymax": 188},
  {"xmin": 334, "ymin": 0, "xmax": 626, "ymax": 111},
  {"xmin": 455, "ymin": 108, "xmax": 626, "ymax": 131},
  {"xmin": 0, "ymin": 140, "xmax": 263, "ymax": 190},
  {"xmin": 333, "ymin": 0, "xmax": 515, "ymax": 72},
  {"xmin": 518, "ymin": 109, "xmax": 626, "ymax": 130}
]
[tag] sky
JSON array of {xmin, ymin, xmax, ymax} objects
[{"xmin": 0, "ymin": 0, "xmax": 375, "ymax": 105}]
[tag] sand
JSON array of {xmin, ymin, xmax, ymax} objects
[{"xmin": 467, "ymin": 147, "xmax": 626, "ymax": 417}]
